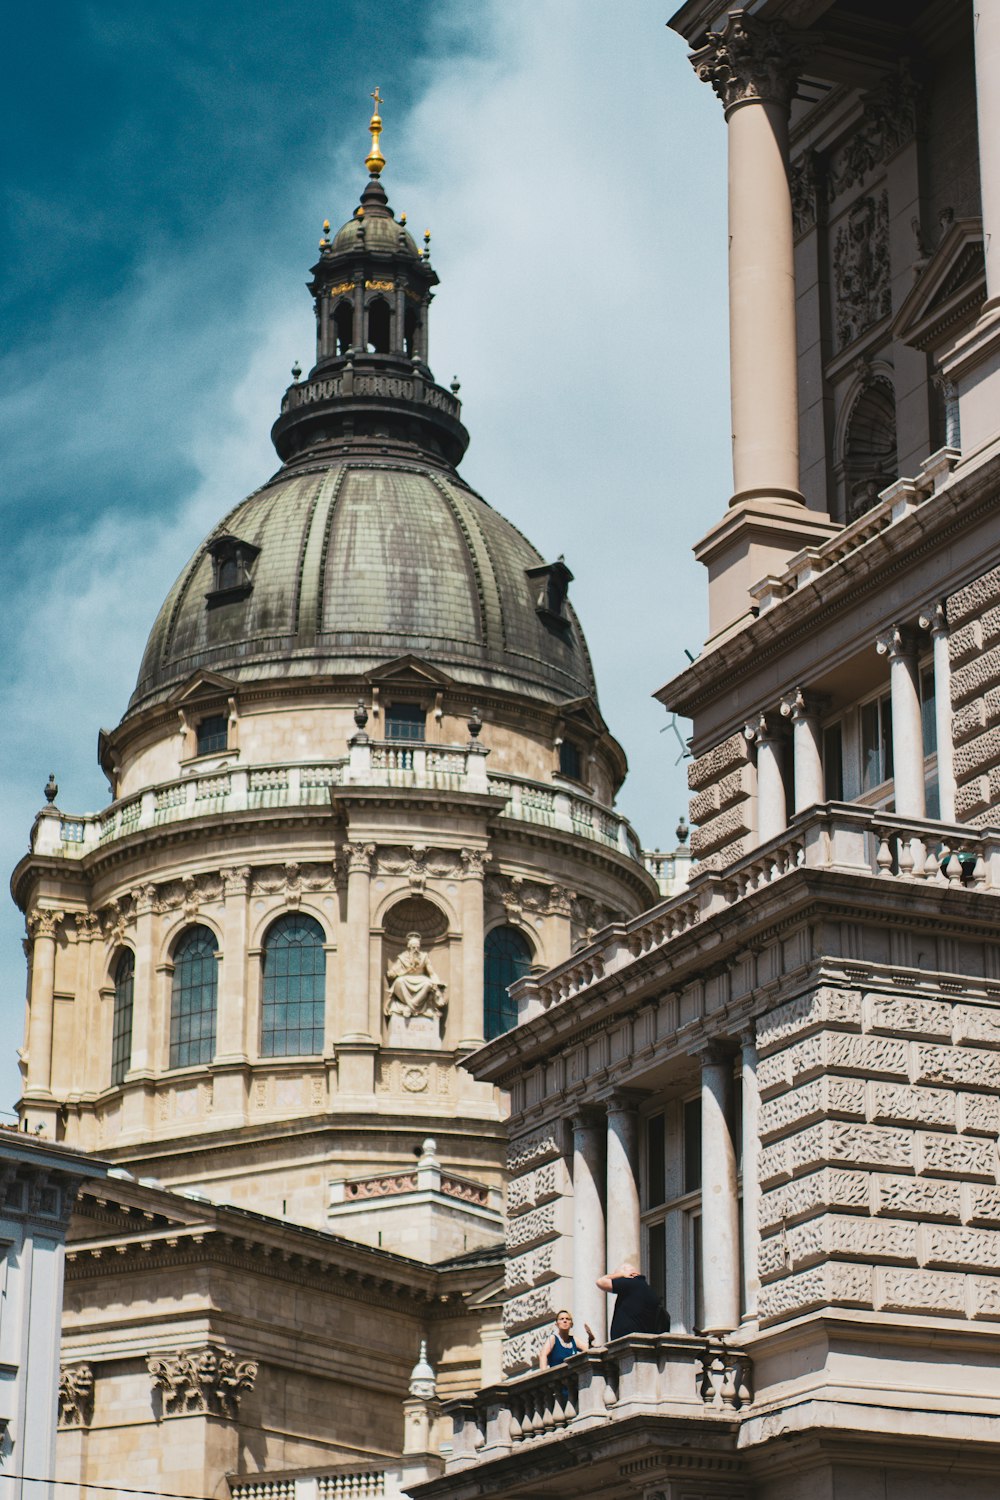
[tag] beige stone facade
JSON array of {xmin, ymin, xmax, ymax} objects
[{"xmin": 416, "ymin": 4, "xmax": 1000, "ymax": 1498}]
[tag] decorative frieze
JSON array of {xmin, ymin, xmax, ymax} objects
[
  {"xmin": 759, "ymin": 1262, "xmax": 873, "ymax": 1321},
  {"xmin": 866, "ymin": 993, "xmax": 952, "ymax": 1040},
  {"xmin": 760, "ymin": 1168, "xmax": 869, "ymax": 1232},
  {"xmin": 758, "ymin": 1030, "xmax": 908, "ymax": 1095},
  {"xmin": 759, "ymin": 1076, "xmax": 866, "ymax": 1141},
  {"xmin": 756, "ymin": 987, "xmax": 862, "ymax": 1056},
  {"xmin": 58, "ymin": 1363, "xmax": 94, "ymax": 1426},
  {"xmin": 147, "ymin": 1346, "xmax": 257, "ymax": 1420},
  {"xmin": 914, "ymin": 1043, "xmax": 1000, "ymax": 1091},
  {"xmin": 923, "ymin": 1224, "xmax": 1000, "ymax": 1272},
  {"xmin": 502, "ymin": 1285, "xmax": 559, "ymax": 1335},
  {"xmin": 834, "ymin": 191, "xmax": 890, "ymax": 349},
  {"xmin": 505, "ymin": 1242, "xmax": 558, "ymax": 1293},
  {"xmin": 506, "ymin": 1160, "xmax": 564, "ymax": 1215},
  {"xmin": 830, "ymin": 62, "xmax": 920, "ymax": 196},
  {"xmin": 877, "ymin": 1267, "xmax": 964, "ymax": 1315},
  {"xmin": 917, "ymin": 1132, "xmax": 996, "ymax": 1181},
  {"xmin": 872, "ymin": 1174, "xmax": 961, "ymax": 1222},
  {"xmin": 507, "ymin": 1122, "xmax": 565, "ymax": 1175},
  {"xmin": 869, "ymin": 1083, "xmax": 955, "ymax": 1129},
  {"xmin": 505, "ymin": 1203, "xmax": 557, "ymax": 1253}
]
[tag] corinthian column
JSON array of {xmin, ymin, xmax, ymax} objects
[
  {"xmin": 459, "ymin": 848, "xmax": 490, "ymax": 1048},
  {"xmin": 876, "ymin": 626, "xmax": 925, "ymax": 819},
  {"xmin": 25, "ymin": 908, "xmax": 62, "ymax": 1097},
  {"xmin": 691, "ymin": 11, "xmax": 806, "ymax": 508},
  {"xmin": 918, "ymin": 602, "xmax": 956, "ymax": 822},
  {"xmin": 745, "ymin": 713, "xmax": 787, "ymax": 844}
]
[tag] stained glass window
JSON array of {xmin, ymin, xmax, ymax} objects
[{"xmin": 111, "ymin": 950, "xmax": 134, "ymax": 1086}]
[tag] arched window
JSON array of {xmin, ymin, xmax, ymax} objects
[
  {"xmin": 483, "ymin": 926, "xmax": 533, "ymax": 1041},
  {"xmin": 110, "ymin": 950, "xmax": 134, "ymax": 1087},
  {"xmin": 844, "ymin": 379, "xmax": 897, "ymax": 520},
  {"xmin": 333, "ymin": 298, "xmax": 353, "ymax": 355},
  {"xmin": 261, "ymin": 914, "xmax": 326, "ymax": 1057},
  {"xmin": 367, "ymin": 297, "xmax": 391, "ymax": 354},
  {"xmin": 404, "ymin": 304, "xmax": 418, "ymax": 358},
  {"xmin": 170, "ymin": 926, "xmax": 218, "ymax": 1068}
]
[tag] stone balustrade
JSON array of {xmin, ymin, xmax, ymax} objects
[
  {"xmin": 280, "ymin": 369, "xmax": 462, "ymax": 423},
  {"xmin": 232, "ymin": 1469, "xmax": 391, "ymax": 1500},
  {"xmin": 40, "ymin": 753, "xmax": 643, "ymax": 866},
  {"xmin": 511, "ymin": 803, "xmax": 1000, "ymax": 1023},
  {"xmin": 445, "ymin": 1336, "xmax": 751, "ymax": 1471}
]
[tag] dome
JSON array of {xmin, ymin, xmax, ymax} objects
[
  {"xmin": 331, "ymin": 211, "xmax": 419, "ymax": 256},
  {"xmin": 129, "ymin": 458, "xmax": 598, "ymax": 712}
]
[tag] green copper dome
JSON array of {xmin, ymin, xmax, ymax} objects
[{"xmin": 129, "ymin": 460, "xmax": 597, "ymax": 712}]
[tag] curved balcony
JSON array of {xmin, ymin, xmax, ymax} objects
[{"xmin": 35, "ymin": 744, "xmax": 645, "ymax": 866}]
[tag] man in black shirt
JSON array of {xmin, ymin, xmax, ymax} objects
[{"xmin": 596, "ymin": 1261, "xmax": 669, "ymax": 1339}]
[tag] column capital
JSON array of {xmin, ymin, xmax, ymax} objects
[
  {"xmin": 690, "ymin": 10, "xmax": 806, "ymax": 115},
  {"xmin": 601, "ymin": 1087, "xmax": 647, "ymax": 1114},
  {"xmin": 876, "ymin": 624, "xmax": 918, "ymax": 661},
  {"xmin": 345, "ymin": 840, "xmax": 376, "ymax": 875},
  {"xmin": 779, "ymin": 686, "xmax": 826, "ymax": 723},
  {"xmin": 738, "ymin": 1022, "xmax": 757, "ymax": 1049},
  {"xmin": 743, "ymin": 711, "xmax": 785, "ymax": 747},
  {"xmin": 570, "ymin": 1106, "xmax": 605, "ymax": 1133},
  {"xmin": 27, "ymin": 908, "xmax": 64, "ymax": 941},
  {"xmin": 459, "ymin": 847, "xmax": 491, "ymax": 880},
  {"xmin": 917, "ymin": 600, "xmax": 948, "ymax": 637},
  {"xmin": 697, "ymin": 1040, "xmax": 731, "ymax": 1067}
]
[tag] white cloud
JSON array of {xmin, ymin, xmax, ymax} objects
[{"xmin": 0, "ymin": 0, "xmax": 730, "ymax": 1112}]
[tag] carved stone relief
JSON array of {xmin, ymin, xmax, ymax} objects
[
  {"xmin": 834, "ymin": 191, "xmax": 891, "ymax": 349},
  {"xmin": 58, "ymin": 1363, "xmax": 94, "ymax": 1426},
  {"xmin": 831, "ymin": 62, "xmax": 920, "ymax": 198},
  {"xmin": 147, "ymin": 1346, "xmax": 257, "ymax": 1419}
]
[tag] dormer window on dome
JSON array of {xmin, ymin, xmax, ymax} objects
[
  {"xmin": 205, "ymin": 535, "xmax": 260, "ymax": 607},
  {"xmin": 526, "ymin": 557, "xmax": 574, "ymax": 634}
]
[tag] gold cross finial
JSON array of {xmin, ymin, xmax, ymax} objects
[{"xmin": 366, "ymin": 86, "xmax": 386, "ymax": 177}]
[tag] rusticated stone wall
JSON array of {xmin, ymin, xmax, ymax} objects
[
  {"xmin": 687, "ymin": 731, "xmax": 754, "ymax": 874},
  {"xmin": 500, "ymin": 1120, "xmax": 572, "ymax": 1376},
  {"xmin": 756, "ymin": 982, "xmax": 1000, "ymax": 1324},
  {"xmin": 948, "ymin": 564, "xmax": 1000, "ymax": 823}
]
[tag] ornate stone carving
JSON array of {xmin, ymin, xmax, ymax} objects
[
  {"xmin": 834, "ymin": 191, "xmax": 891, "ymax": 349},
  {"xmin": 385, "ymin": 934, "xmax": 446, "ymax": 1021},
  {"xmin": 790, "ymin": 149, "xmax": 822, "ymax": 238},
  {"xmin": 58, "ymin": 1363, "xmax": 94, "ymax": 1426},
  {"xmin": 346, "ymin": 841, "xmax": 376, "ymax": 876},
  {"xmin": 690, "ymin": 10, "xmax": 806, "ymax": 113},
  {"xmin": 832, "ymin": 61, "xmax": 920, "ymax": 196},
  {"xmin": 28, "ymin": 908, "xmax": 63, "ymax": 941},
  {"xmin": 222, "ymin": 865, "xmax": 251, "ymax": 897},
  {"xmin": 132, "ymin": 882, "xmax": 157, "ymax": 917},
  {"xmin": 459, "ymin": 848, "xmax": 490, "ymax": 879},
  {"xmin": 147, "ymin": 1346, "xmax": 257, "ymax": 1419}
]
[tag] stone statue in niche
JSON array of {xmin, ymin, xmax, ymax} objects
[{"xmin": 385, "ymin": 932, "xmax": 446, "ymax": 1047}]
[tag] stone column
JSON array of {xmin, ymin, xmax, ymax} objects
[
  {"xmin": 919, "ymin": 602, "xmax": 956, "ymax": 823},
  {"xmin": 128, "ymin": 883, "xmax": 158, "ymax": 1074},
  {"xmin": 700, "ymin": 1046, "xmax": 740, "ymax": 1336},
  {"xmin": 605, "ymin": 1093, "xmax": 642, "ymax": 1284},
  {"xmin": 974, "ymin": 4, "xmax": 1000, "ymax": 305},
  {"xmin": 459, "ymin": 848, "xmax": 489, "ymax": 1048},
  {"xmin": 876, "ymin": 626, "xmax": 926, "ymax": 818},
  {"xmin": 216, "ymin": 866, "xmax": 251, "ymax": 1062},
  {"xmin": 342, "ymin": 842, "xmax": 375, "ymax": 1042},
  {"xmin": 25, "ymin": 908, "xmax": 62, "ymax": 1096},
  {"xmin": 571, "ymin": 1113, "xmax": 607, "ymax": 1343},
  {"xmin": 780, "ymin": 687, "xmax": 825, "ymax": 812},
  {"xmin": 352, "ymin": 269, "xmax": 365, "ymax": 352},
  {"xmin": 745, "ymin": 713, "xmax": 787, "ymax": 844},
  {"xmin": 691, "ymin": 11, "xmax": 805, "ymax": 508},
  {"xmin": 740, "ymin": 1028, "xmax": 760, "ymax": 1323}
]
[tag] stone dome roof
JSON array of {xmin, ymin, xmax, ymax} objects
[
  {"xmin": 128, "ymin": 459, "xmax": 598, "ymax": 713},
  {"xmin": 330, "ymin": 211, "xmax": 419, "ymax": 256}
]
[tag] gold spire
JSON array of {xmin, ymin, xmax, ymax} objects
[{"xmin": 365, "ymin": 86, "xmax": 386, "ymax": 177}]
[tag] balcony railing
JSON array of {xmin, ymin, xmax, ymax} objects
[
  {"xmin": 445, "ymin": 1336, "xmax": 751, "ymax": 1471},
  {"xmin": 38, "ymin": 750, "xmax": 644, "ymax": 867},
  {"xmin": 512, "ymin": 802, "xmax": 1000, "ymax": 1022}
]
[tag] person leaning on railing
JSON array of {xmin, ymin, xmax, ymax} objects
[
  {"xmin": 596, "ymin": 1260, "xmax": 670, "ymax": 1338},
  {"xmin": 537, "ymin": 1309, "xmax": 594, "ymax": 1369}
]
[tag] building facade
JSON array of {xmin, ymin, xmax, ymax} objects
[
  {"xmin": 417, "ymin": 4, "xmax": 1000, "ymax": 1498},
  {"xmin": 11, "ymin": 107, "xmax": 658, "ymax": 1493}
]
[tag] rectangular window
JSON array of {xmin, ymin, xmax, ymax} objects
[
  {"xmin": 683, "ymin": 1096, "xmax": 701, "ymax": 1194},
  {"xmin": 385, "ymin": 703, "xmax": 425, "ymax": 742},
  {"xmin": 559, "ymin": 740, "xmax": 582, "ymax": 780},
  {"xmin": 823, "ymin": 722, "xmax": 844, "ymax": 800},
  {"xmin": 646, "ymin": 1111, "xmax": 666, "ymax": 1209},
  {"xmin": 648, "ymin": 1219, "xmax": 667, "ymax": 1307},
  {"xmin": 861, "ymin": 693, "xmax": 893, "ymax": 791},
  {"xmin": 196, "ymin": 714, "xmax": 228, "ymax": 756}
]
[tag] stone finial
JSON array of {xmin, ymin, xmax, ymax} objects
[
  {"xmin": 44, "ymin": 773, "xmax": 58, "ymax": 805},
  {"xmin": 467, "ymin": 706, "xmax": 483, "ymax": 739},
  {"xmin": 354, "ymin": 700, "xmax": 370, "ymax": 730},
  {"xmin": 408, "ymin": 1338, "xmax": 437, "ymax": 1400},
  {"xmin": 675, "ymin": 816, "xmax": 689, "ymax": 846}
]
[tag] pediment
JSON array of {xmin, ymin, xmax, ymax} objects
[
  {"xmin": 365, "ymin": 655, "xmax": 455, "ymax": 688},
  {"xmin": 558, "ymin": 694, "xmax": 607, "ymax": 736},
  {"xmin": 167, "ymin": 669, "xmax": 240, "ymax": 707},
  {"xmin": 893, "ymin": 217, "xmax": 985, "ymax": 354}
]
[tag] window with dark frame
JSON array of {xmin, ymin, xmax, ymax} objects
[
  {"xmin": 385, "ymin": 702, "xmax": 425, "ymax": 742},
  {"xmin": 169, "ymin": 926, "xmax": 218, "ymax": 1069},
  {"xmin": 558, "ymin": 739, "xmax": 583, "ymax": 781},
  {"xmin": 110, "ymin": 950, "xmax": 134, "ymax": 1087},
  {"xmin": 483, "ymin": 925, "xmax": 533, "ymax": 1040},
  {"xmin": 196, "ymin": 714, "xmax": 229, "ymax": 756},
  {"xmin": 261, "ymin": 913, "xmax": 326, "ymax": 1058}
]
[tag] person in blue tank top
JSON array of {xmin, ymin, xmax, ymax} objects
[{"xmin": 538, "ymin": 1309, "xmax": 594, "ymax": 1369}]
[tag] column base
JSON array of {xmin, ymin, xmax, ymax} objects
[{"xmin": 695, "ymin": 497, "xmax": 839, "ymax": 646}]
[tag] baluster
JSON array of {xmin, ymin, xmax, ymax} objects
[
  {"xmin": 972, "ymin": 851, "xmax": 988, "ymax": 889},
  {"xmin": 721, "ymin": 1358, "xmax": 739, "ymax": 1407},
  {"xmin": 944, "ymin": 848, "xmax": 963, "ymax": 884},
  {"xmin": 898, "ymin": 839, "xmax": 914, "ymax": 879},
  {"xmin": 508, "ymin": 1402, "xmax": 522, "ymax": 1442},
  {"xmin": 876, "ymin": 832, "xmax": 893, "ymax": 876}
]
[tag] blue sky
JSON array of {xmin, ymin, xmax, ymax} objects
[{"xmin": 0, "ymin": 1, "xmax": 729, "ymax": 1114}]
